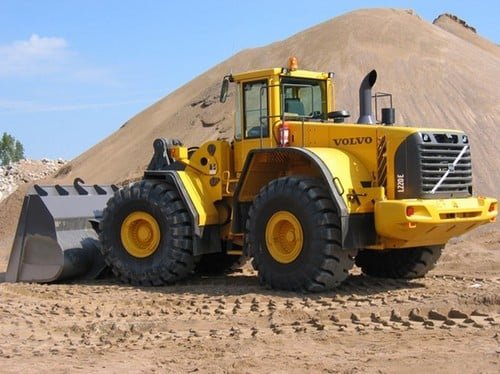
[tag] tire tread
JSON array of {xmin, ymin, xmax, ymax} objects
[
  {"xmin": 246, "ymin": 176, "xmax": 356, "ymax": 292},
  {"xmin": 100, "ymin": 180, "xmax": 195, "ymax": 286}
]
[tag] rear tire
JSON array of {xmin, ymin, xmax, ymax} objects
[
  {"xmin": 100, "ymin": 180, "xmax": 195, "ymax": 286},
  {"xmin": 246, "ymin": 176, "xmax": 356, "ymax": 292},
  {"xmin": 355, "ymin": 246, "xmax": 443, "ymax": 279}
]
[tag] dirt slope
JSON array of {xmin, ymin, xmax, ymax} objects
[
  {"xmin": 52, "ymin": 8, "xmax": 499, "ymax": 199},
  {"xmin": 433, "ymin": 13, "xmax": 500, "ymax": 58}
]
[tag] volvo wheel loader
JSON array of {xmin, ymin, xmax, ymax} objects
[{"xmin": 6, "ymin": 58, "xmax": 497, "ymax": 291}]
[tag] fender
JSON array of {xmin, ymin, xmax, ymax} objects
[
  {"xmin": 143, "ymin": 169, "xmax": 221, "ymax": 255},
  {"xmin": 232, "ymin": 147, "xmax": 376, "ymax": 249}
]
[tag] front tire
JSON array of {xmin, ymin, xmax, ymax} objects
[
  {"xmin": 246, "ymin": 176, "xmax": 356, "ymax": 292},
  {"xmin": 355, "ymin": 246, "xmax": 443, "ymax": 279},
  {"xmin": 100, "ymin": 180, "xmax": 195, "ymax": 286}
]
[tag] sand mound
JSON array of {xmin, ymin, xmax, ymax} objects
[{"xmin": 433, "ymin": 13, "xmax": 500, "ymax": 57}]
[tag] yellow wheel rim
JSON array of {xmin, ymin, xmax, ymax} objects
[
  {"xmin": 120, "ymin": 211, "xmax": 161, "ymax": 258},
  {"xmin": 265, "ymin": 211, "xmax": 303, "ymax": 264}
]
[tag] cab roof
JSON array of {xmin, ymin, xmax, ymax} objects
[{"xmin": 231, "ymin": 68, "xmax": 331, "ymax": 82}]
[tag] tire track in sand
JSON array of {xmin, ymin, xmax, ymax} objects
[{"xmin": 0, "ymin": 272, "xmax": 498, "ymax": 359}]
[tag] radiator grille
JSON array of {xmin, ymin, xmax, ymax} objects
[
  {"xmin": 420, "ymin": 143, "xmax": 472, "ymax": 194},
  {"xmin": 394, "ymin": 132, "xmax": 473, "ymax": 199}
]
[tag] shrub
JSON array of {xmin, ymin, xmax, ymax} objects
[{"xmin": 0, "ymin": 132, "xmax": 25, "ymax": 166}]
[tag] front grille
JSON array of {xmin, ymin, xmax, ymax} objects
[
  {"xmin": 420, "ymin": 143, "xmax": 472, "ymax": 194},
  {"xmin": 395, "ymin": 132, "xmax": 473, "ymax": 199}
]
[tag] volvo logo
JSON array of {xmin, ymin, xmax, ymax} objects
[{"xmin": 333, "ymin": 137, "xmax": 373, "ymax": 146}]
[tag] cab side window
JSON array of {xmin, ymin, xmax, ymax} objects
[
  {"xmin": 282, "ymin": 78, "xmax": 326, "ymax": 119},
  {"xmin": 243, "ymin": 80, "xmax": 268, "ymax": 138}
]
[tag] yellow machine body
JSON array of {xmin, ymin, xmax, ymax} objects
[
  {"xmin": 162, "ymin": 66, "xmax": 496, "ymax": 251},
  {"xmin": 7, "ymin": 60, "xmax": 497, "ymax": 285}
]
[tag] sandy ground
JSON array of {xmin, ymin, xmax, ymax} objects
[{"xmin": 0, "ymin": 229, "xmax": 498, "ymax": 373}]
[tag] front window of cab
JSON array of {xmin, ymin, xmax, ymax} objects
[{"xmin": 281, "ymin": 78, "xmax": 326, "ymax": 119}]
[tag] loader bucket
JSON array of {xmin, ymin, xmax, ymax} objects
[{"xmin": 5, "ymin": 179, "xmax": 117, "ymax": 283}]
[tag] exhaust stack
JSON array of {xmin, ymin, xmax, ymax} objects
[{"xmin": 357, "ymin": 70, "xmax": 377, "ymax": 124}]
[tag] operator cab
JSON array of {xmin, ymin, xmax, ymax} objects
[
  {"xmin": 219, "ymin": 57, "xmax": 345, "ymax": 172},
  {"xmin": 219, "ymin": 57, "xmax": 335, "ymax": 139}
]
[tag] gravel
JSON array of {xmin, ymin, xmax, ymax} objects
[{"xmin": 0, "ymin": 159, "xmax": 66, "ymax": 202}]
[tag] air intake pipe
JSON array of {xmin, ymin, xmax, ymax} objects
[{"xmin": 357, "ymin": 70, "xmax": 377, "ymax": 124}]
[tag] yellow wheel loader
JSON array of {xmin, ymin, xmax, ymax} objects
[{"xmin": 6, "ymin": 58, "xmax": 497, "ymax": 291}]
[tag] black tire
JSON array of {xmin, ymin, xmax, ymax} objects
[
  {"xmin": 355, "ymin": 246, "xmax": 443, "ymax": 279},
  {"xmin": 245, "ymin": 176, "xmax": 356, "ymax": 292},
  {"xmin": 99, "ymin": 180, "xmax": 195, "ymax": 286}
]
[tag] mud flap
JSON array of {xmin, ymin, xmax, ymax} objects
[{"xmin": 5, "ymin": 180, "xmax": 117, "ymax": 283}]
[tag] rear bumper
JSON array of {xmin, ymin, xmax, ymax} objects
[{"xmin": 373, "ymin": 196, "xmax": 497, "ymax": 248}]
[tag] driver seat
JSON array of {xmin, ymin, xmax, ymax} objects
[{"xmin": 285, "ymin": 98, "xmax": 305, "ymax": 116}]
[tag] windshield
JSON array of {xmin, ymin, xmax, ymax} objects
[{"xmin": 281, "ymin": 78, "xmax": 327, "ymax": 119}]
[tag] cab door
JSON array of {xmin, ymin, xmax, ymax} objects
[{"xmin": 233, "ymin": 79, "xmax": 272, "ymax": 173}]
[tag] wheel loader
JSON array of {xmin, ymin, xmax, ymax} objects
[{"xmin": 6, "ymin": 58, "xmax": 497, "ymax": 291}]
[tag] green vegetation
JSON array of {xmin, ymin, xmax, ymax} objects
[{"xmin": 0, "ymin": 132, "xmax": 25, "ymax": 166}]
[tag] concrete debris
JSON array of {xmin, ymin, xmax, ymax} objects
[{"xmin": 0, "ymin": 159, "xmax": 67, "ymax": 202}]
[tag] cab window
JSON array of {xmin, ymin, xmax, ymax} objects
[
  {"xmin": 243, "ymin": 80, "xmax": 269, "ymax": 138},
  {"xmin": 281, "ymin": 78, "xmax": 326, "ymax": 119}
]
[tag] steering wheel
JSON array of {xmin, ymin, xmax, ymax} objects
[{"xmin": 309, "ymin": 111, "xmax": 323, "ymax": 119}]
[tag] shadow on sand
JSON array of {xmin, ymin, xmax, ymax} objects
[{"xmin": 0, "ymin": 268, "xmax": 426, "ymax": 299}]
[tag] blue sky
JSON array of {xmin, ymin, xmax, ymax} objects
[{"xmin": 0, "ymin": 1, "xmax": 498, "ymax": 160}]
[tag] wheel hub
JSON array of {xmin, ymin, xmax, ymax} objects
[
  {"xmin": 265, "ymin": 211, "xmax": 303, "ymax": 264},
  {"xmin": 121, "ymin": 211, "xmax": 161, "ymax": 258}
]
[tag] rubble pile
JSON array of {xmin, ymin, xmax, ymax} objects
[{"xmin": 0, "ymin": 159, "xmax": 66, "ymax": 202}]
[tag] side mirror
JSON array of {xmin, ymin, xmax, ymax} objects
[{"xmin": 219, "ymin": 76, "xmax": 231, "ymax": 103}]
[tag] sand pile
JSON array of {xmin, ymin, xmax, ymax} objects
[{"xmin": 433, "ymin": 13, "xmax": 500, "ymax": 57}]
